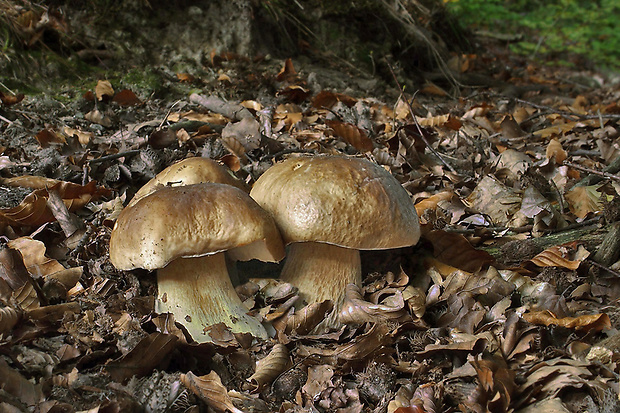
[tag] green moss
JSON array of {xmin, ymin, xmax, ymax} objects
[{"xmin": 446, "ymin": 0, "xmax": 620, "ymax": 69}]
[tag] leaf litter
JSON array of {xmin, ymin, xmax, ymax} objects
[{"xmin": 0, "ymin": 39, "xmax": 620, "ymax": 413}]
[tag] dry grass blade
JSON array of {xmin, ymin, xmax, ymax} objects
[
  {"xmin": 247, "ymin": 344, "xmax": 290, "ymax": 392},
  {"xmin": 181, "ymin": 371, "xmax": 244, "ymax": 413}
]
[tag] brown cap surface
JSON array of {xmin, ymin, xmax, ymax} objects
[
  {"xmin": 250, "ymin": 156, "xmax": 420, "ymax": 250},
  {"xmin": 110, "ymin": 183, "xmax": 285, "ymax": 270},
  {"xmin": 128, "ymin": 157, "xmax": 249, "ymax": 207}
]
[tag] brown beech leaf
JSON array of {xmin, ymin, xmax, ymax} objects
[
  {"xmin": 181, "ymin": 371, "xmax": 244, "ymax": 413},
  {"xmin": 95, "ymin": 79, "xmax": 114, "ymax": 101},
  {"xmin": 0, "ymin": 91, "xmax": 25, "ymax": 106},
  {"xmin": 0, "ymin": 175, "xmax": 62, "ymax": 189},
  {"xmin": 13, "ymin": 282, "xmax": 40, "ymax": 310},
  {"xmin": 325, "ymin": 119, "xmax": 374, "ymax": 152},
  {"xmin": 0, "ymin": 181, "xmax": 110, "ymax": 227},
  {"xmin": 106, "ymin": 332, "xmax": 178, "ymax": 383},
  {"xmin": 35, "ymin": 129, "xmax": 66, "ymax": 148},
  {"xmin": 112, "ymin": 89, "xmax": 141, "ymax": 106},
  {"xmin": 427, "ymin": 230, "xmax": 495, "ymax": 272},
  {"xmin": 470, "ymin": 358, "xmax": 516, "ymax": 412},
  {"xmin": 466, "ymin": 175, "xmax": 522, "ymax": 226},
  {"xmin": 523, "ymin": 311, "xmax": 611, "ymax": 332},
  {"xmin": 276, "ymin": 57, "xmax": 297, "ymax": 82},
  {"xmin": 337, "ymin": 323, "xmax": 392, "ymax": 362},
  {"xmin": 0, "ymin": 247, "xmax": 31, "ymax": 290},
  {"xmin": 418, "ymin": 338, "xmax": 487, "ymax": 358},
  {"xmin": 518, "ymin": 357, "xmax": 611, "ymax": 404},
  {"xmin": 312, "ymin": 90, "xmax": 358, "ymax": 109},
  {"xmin": 284, "ymin": 300, "xmax": 334, "ymax": 335},
  {"xmin": 565, "ymin": 185, "xmax": 604, "ymax": 219},
  {"xmin": 247, "ymin": 344, "xmax": 290, "ymax": 392},
  {"xmin": 529, "ymin": 243, "xmax": 589, "ymax": 270},
  {"xmin": 0, "ymin": 306, "xmax": 21, "ymax": 336},
  {"xmin": 416, "ymin": 114, "xmax": 462, "ymax": 130},
  {"xmin": 339, "ymin": 284, "xmax": 409, "ymax": 324},
  {"xmin": 0, "ymin": 358, "xmax": 44, "ymax": 407},
  {"xmin": 8, "ymin": 237, "xmax": 65, "ymax": 278},
  {"xmin": 26, "ymin": 302, "xmax": 80, "ymax": 322},
  {"xmin": 546, "ymin": 138, "xmax": 567, "ymax": 164}
]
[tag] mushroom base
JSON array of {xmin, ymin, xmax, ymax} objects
[
  {"xmin": 155, "ymin": 253, "xmax": 267, "ymax": 343},
  {"xmin": 281, "ymin": 242, "xmax": 361, "ymax": 330}
]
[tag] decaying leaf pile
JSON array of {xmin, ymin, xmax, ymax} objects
[{"xmin": 1, "ymin": 47, "xmax": 620, "ymax": 412}]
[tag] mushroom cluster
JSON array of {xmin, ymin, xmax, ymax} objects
[
  {"xmin": 250, "ymin": 155, "xmax": 420, "ymax": 328},
  {"xmin": 109, "ymin": 154, "xmax": 420, "ymax": 340}
]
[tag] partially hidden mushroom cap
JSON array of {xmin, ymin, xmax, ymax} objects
[
  {"xmin": 250, "ymin": 155, "xmax": 420, "ymax": 250},
  {"xmin": 128, "ymin": 157, "xmax": 249, "ymax": 208},
  {"xmin": 110, "ymin": 183, "xmax": 285, "ymax": 271}
]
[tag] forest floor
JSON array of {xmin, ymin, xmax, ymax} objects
[{"xmin": 1, "ymin": 12, "xmax": 620, "ymax": 412}]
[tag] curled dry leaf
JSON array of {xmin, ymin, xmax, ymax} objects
[
  {"xmin": 416, "ymin": 114, "xmax": 462, "ymax": 130},
  {"xmin": 522, "ymin": 311, "xmax": 611, "ymax": 332},
  {"xmin": 35, "ymin": 129, "xmax": 66, "ymax": 147},
  {"xmin": 284, "ymin": 300, "xmax": 333, "ymax": 335},
  {"xmin": 402, "ymin": 286, "xmax": 426, "ymax": 319},
  {"xmin": 546, "ymin": 138, "xmax": 568, "ymax": 164},
  {"xmin": 529, "ymin": 243, "xmax": 590, "ymax": 270},
  {"xmin": 95, "ymin": 79, "xmax": 114, "ymax": 101},
  {"xmin": 339, "ymin": 284, "xmax": 409, "ymax": 324},
  {"xmin": 0, "ymin": 305, "xmax": 21, "ymax": 336},
  {"xmin": 13, "ymin": 282, "xmax": 40, "ymax": 310},
  {"xmin": 8, "ymin": 237, "xmax": 65, "ymax": 277},
  {"xmin": 106, "ymin": 332, "xmax": 178, "ymax": 383},
  {"xmin": 248, "ymin": 344, "xmax": 290, "ymax": 392},
  {"xmin": 325, "ymin": 119, "xmax": 374, "ymax": 153},
  {"xmin": 470, "ymin": 358, "xmax": 516, "ymax": 412},
  {"xmin": 181, "ymin": 371, "xmax": 244, "ymax": 413}
]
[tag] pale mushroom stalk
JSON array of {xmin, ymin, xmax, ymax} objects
[
  {"xmin": 281, "ymin": 242, "xmax": 360, "ymax": 306},
  {"xmin": 155, "ymin": 253, "xmax": 267, "ymax": 341}
]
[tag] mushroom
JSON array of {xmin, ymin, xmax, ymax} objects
[
  {"xmin": 109, "ymin": 183, "xmax": 284, "ymax": 343},
  {"xmin": 128, "ymin": 157, "xmax": 248, "ymax": 207},
  {"xmin": 250, "ymin": 155, "xmax": 420, "ymax": 328}
]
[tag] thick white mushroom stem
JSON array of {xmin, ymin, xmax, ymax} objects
[
  {"xmin": 155, "ymin": 253, "xmax": 267, "ymax": 343},
  {"xmin": 281, "ymin": 242, "xmax": 361, "ymax": 330}
]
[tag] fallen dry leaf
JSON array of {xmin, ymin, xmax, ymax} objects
[
  {"xmin": 339, "ymin": 284, "xmax": 409, "ymax": 324},
  {"xmin": 95, "ymin": 79, "xmax": 114, "ymax": 101},
  {"xmin": 325, "ymin": 119, "xmax": 374, "ymax": 152},
  {"xmin": 523, "ymin": 311, "xmax": 611, "ymax": 332},
  {"xmin": 529, "ymin": 242, "xmax": 590, "ymax": 270},
  {"xmin": 181, "ymin": 371, "xmax": 244, "ymax": 413},
  {"xmin": 0, "ymin": 305, "xmax": 21, "ymax": 336},
  {"xmin": 106, "ymin": 332, "xmax": 178, "ymax": 383},
  {"xmin": 247, "ymin": 344, "xmax": 290, "ymax": 392}
]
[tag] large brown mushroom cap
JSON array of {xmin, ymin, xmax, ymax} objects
[
  {"xmin": 110, "ymin": 183, "xmax": 285, "ymax": 271},
  {"xmin": 249, "ymin": 155, "xmax": 420, "ymax": 250},
  {"xmin": 127, "ymin": 157, "xmax": 249, "ymax": 208}
]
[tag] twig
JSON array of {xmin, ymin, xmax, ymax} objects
[
  {"xmin": 563, "ymin": 161, "xmax": 620, "ymax": 183},
  {"xmin": 385, "ymin": 62, "xmax": 459, "ymax": 176},
  {"xmin": 88, "ymin": 150, "xmax": 141, "ymax": 165},
  {"xmin": 514, "ymin": 97, "xmax": 620, "ymax": 121},
  {"xmin": 0, "ymin": 113, "xmax": 13, "ymax": 124},
  {"xmin": 587, "ymin": 259, "xmax": 620, "ymax": 278}
]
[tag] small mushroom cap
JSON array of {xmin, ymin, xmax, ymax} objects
[
  {"xmin": 128, "ymin": 157, "xmax": 248, "ymax": 207},
  {"xmin": 250, "ymin": 156, "xmax": 420, "ymax": 250},
  {"xmin": 110, "ymin": 183, "xmax": 285, "ymax": 271}
]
